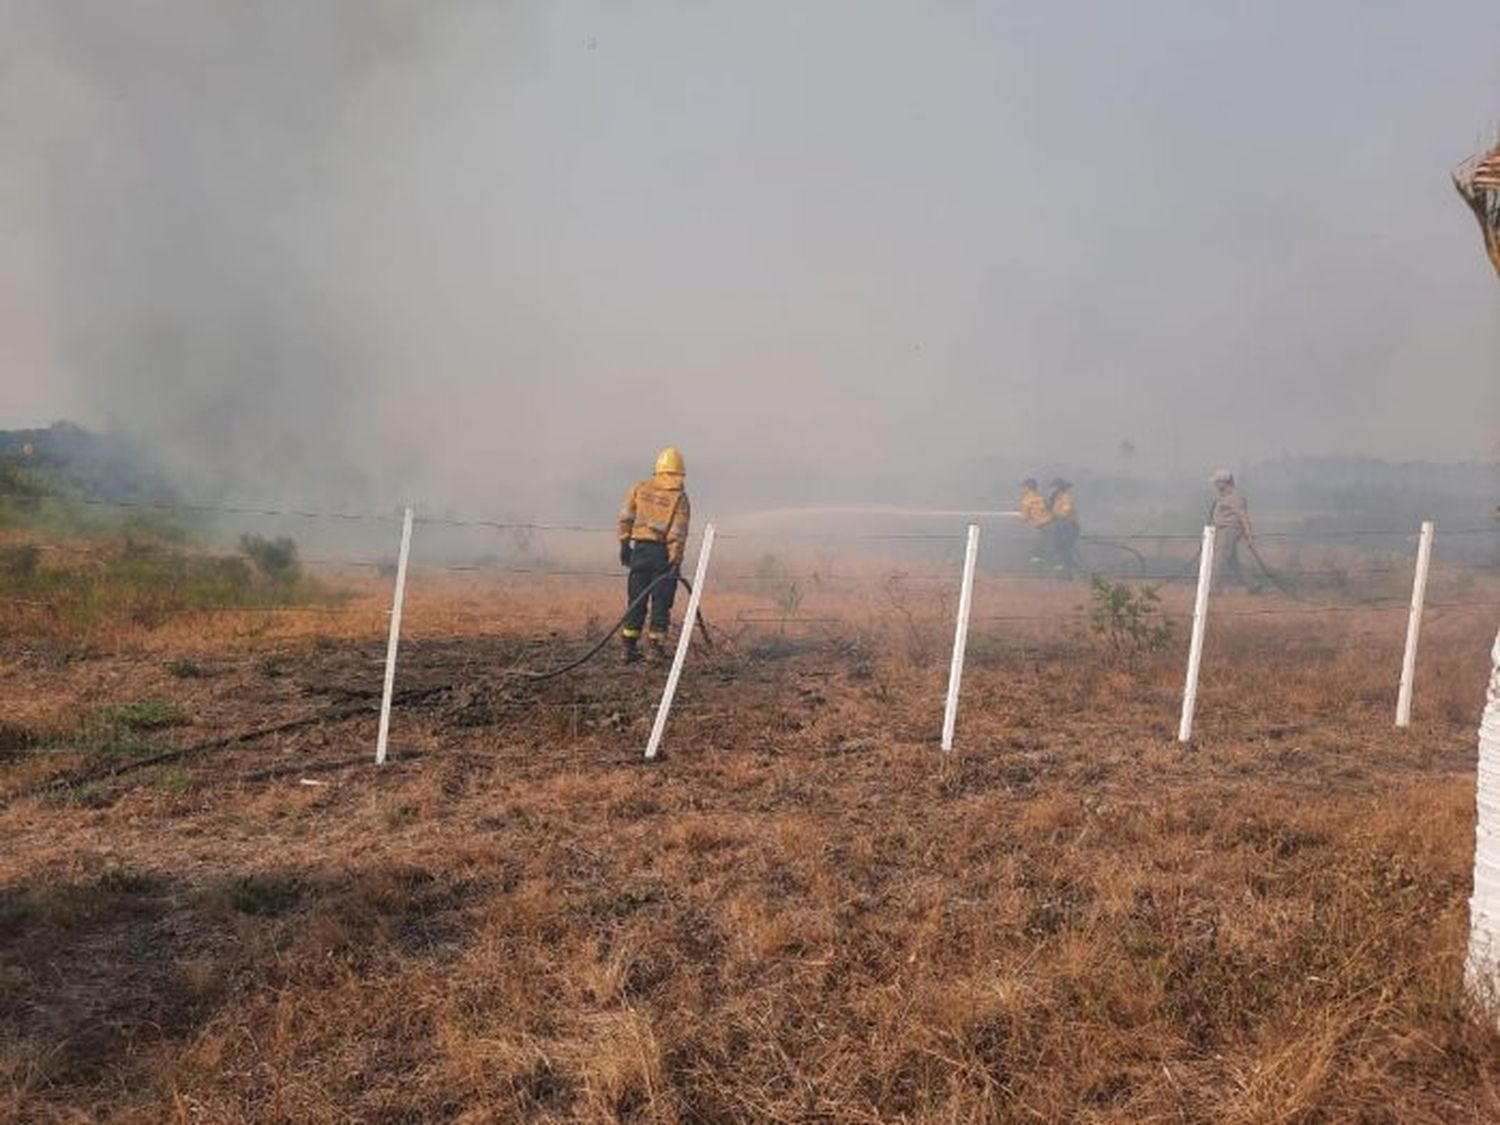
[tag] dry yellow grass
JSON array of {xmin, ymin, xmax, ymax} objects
[{"xmin": 1, "ymin": 560, "xmax": 1498, "ymax": 1121}]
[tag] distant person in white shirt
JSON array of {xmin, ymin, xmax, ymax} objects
[{"xmin": 1209, "ymin": 469, "xmax": 1254, "ymax": 590}]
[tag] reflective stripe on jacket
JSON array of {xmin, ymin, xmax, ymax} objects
[{"xmin": 619, "ymin": 475, "xmax": 690, "ymax": 564}]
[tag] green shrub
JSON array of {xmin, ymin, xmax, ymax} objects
[
  {"xmin": 100, "ymin": 699, "xmax": 189, "ymax": 732},
  {"xmin": 226, "ymin": 873, "xmax": 304, "ymax": 916},
  {"xmin": 0, "ymin": 459, "xmax": 51, "ymax": 525},
  {"xmin": 0, "ymin": 543, "xmax": 40, "ymax": 583},
  {"xmin": 0, "ymin": 525, "xmax": 341, "ymax": 641},
  {"xmin": 755, "ymin": 553, "xmax": 803, "ymax": 619},
  {"xmin": 166, "ymin": 658, "xmax": 205, "ymax": 679},
  {"xmin": 50, "ymin": 698, "xmax": 190, "ymax": 759},
  {"xmin": 1087, "ymin": 576, "xmax": 1173, "ymax": 657},
  {"xmin": 96, "ymin": 868, "xmax": 157, "ymax": 894},
  {"xmin": 239, "ymin": 534, "xmax": 301, "ymax": 585}
]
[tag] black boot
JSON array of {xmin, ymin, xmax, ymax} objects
[
  {"xmin": 647, "ymin": 638, "xmax": 669, "ymax": 664},
  {"xmin": 622, "ymin": 637, "xmax": 642, "ymax": 664}
]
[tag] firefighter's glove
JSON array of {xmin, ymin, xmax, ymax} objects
[{"xmin": 619, "ymin": 541, "xmax": 633, "ymax": 568}]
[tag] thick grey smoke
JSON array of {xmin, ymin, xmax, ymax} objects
[
  {"xmin": 2, "ymin": 1, "xmax": 1497, "ymax": 519},
  {"xmin": 0, "ymin": 1, "xmax": 447, "ymax": 502}
]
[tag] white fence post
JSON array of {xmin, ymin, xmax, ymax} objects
[
  {"xmin": 644, "ymin": 523, "xmax": 716, "ymax": 761},
  {"xmin": 375, "ymin": 506, "xmax": 414, "ymax": 766},
  {"xmin": 941, "ymin": 524, "xmax": 981, "ymax": 753},
  {"xmin": 1177, "ymin": 525, "xmax": 1217, "ymax": 743},
  {"xmin": 1395, "ymin": 519, "xmax": 1435, "ymax": 728},
  {"xmin": 1466, "ymin": 628, "xmax": 1500, "ymax": 1010}
]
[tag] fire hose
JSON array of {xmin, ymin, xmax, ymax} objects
[
  {"xmin": 7, "ymin": 571, "xmax": 714, "ymax": 801},
  {"xmin": 497, "ymin": 569, "xmax": 713, "ymax": 682}
]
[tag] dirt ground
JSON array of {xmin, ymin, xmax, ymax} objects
[{"xmin": 3, "ymin": 571, "xmax": 1500, "ymax": 1122}]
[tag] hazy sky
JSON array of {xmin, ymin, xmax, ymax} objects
[{"xmin": 2, "ymin": 1, "xmax": 1496, "ymax": 513}]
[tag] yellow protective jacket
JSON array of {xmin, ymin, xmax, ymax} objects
[
  {"xmin": 618, "ymin": 474, "xmax": 690, "ymax": 564},
  {"xmin": 1050, "ymin": 489, "xmax": 1077, "ymax": 523},
  {"xmin": 1020, "ymin": 488, "xmax": 1051, "ymax": 526}
]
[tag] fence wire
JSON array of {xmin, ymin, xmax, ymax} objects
[
  {"xmin": 3, "ymin": 494, "xmax": 1496, "ymax": 635},
  {"xmin": 15, "ymin": 489, "xmax": 1498, "ymax": 538}
]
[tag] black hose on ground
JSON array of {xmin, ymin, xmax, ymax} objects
[
  {"xmin": 1157, "ymin": 533, "xmax": 1290, "ymax": 594},
  {"xmin": 6, "ymin": 570, "xmax": 718, "ymax": 801},
  {"xmin": 4, "ymin": 688, "xmax": 444, "ymax": 803},
  {"xmin": 1167, "ymin": 532, "xmax": 1367, "ymax": 606},
  {"xmin": 1077, "ymin": 536, "xmax": 1148, "ymax": 573},
  {"xmin": 1243, "ymin": 539, "xmax": 1311, "ymax": 601},
  {"xmin": 497, "ymin": 569, "xmax": 713, "ymax": 682}
]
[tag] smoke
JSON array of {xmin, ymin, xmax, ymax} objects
[
  {"xmin": 2, "ymin": 1, "xmax": 1497, "ymax": 520},
  {"xmin": 1, "ymin": 1, "xmax": 442, "ymax": 500}
]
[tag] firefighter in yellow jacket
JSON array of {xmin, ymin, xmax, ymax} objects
[
  {"xmin": 618, "ymin": 447, "xmax": 691, "ymax": 663},
  {"xmin": 1018, "ymin": 478, "xmax": 1051, "ymax": 563},
  {"xmin": 1047, "ymin": 477, "xmax": 1080, "ymax": 575}
]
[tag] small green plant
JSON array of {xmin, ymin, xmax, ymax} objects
[
  {"xmin": 257, "ymin": 653, "xmax": 290, "ymax": 678},
  {"xmin": 62, "ymin": 698, "xmax": 189, "ymax": 758},
  {"xmin": 755, "ymin": 553, "xmax": 803, "ymax": 621},
  {"xmin": 239, "ymin": 534, "xmax": 301, "ymax": 585},
  {"xmin": 101, "ymin": 699, "xmax": 189, "ymax": 732},
  {"xmin": 773, "ymin": 581, "xmax": 803, "ymax": 619},
  {"xmin": 96, "ymin": 867, "xmax": 157, "ymax": 895},
  {"xmin": 884, "ymin": 572, "xmax": 934, "ymax": 664},
  {"xmin": 153, "ymin": 771, "xmax": 194, "ymax": 795},
  {"xmin": 0, "ymin": 543, "xmax": 41, "ymax": 583},
  {"xmin": 0, "ymin": 458, "xmax": 52, "ymax": 526},
  {"xmin": 40, "ymin": 780, "xmax": 107, "ymax": 808},
  {"xmin": 1087, "ymin": 576, "xmax": 1173, "ymax": 656},
  {"xmin": 748, "ymin": 635, "xmax": 800, "ymax": 661},
  {"xmin": 166, "ymin": 658, "xmax": 205, "ymax": 679},
  {"xmin": 0, "ymin": 720, "xmax": 40, "ymax": 753},
  {"xmin": 225, "ymin": 873, "xmax": 304, "ymax": 916}
]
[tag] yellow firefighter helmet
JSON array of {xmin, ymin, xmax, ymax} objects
[{"xmin": 655, "ymin": 446, "xmax": 685, "ymax": 476}]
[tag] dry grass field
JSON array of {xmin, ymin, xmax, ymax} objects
[{"xmin": 3, "ymin": 550, "xmax": 1500, "ymax": 1122}]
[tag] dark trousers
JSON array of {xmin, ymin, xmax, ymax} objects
[
  {"xmin": 1051, "ymin": 520, "xmax": 1080, "ymax": 572},
  {"xmin": 623, "ymin": 540, "xmax": 677, "ymax": 641},
  {"xmin": 1030, "ymin": 527, "xmax": 1051, "ymax": 561}
]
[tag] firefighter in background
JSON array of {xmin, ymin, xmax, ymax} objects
[
  {"xmin": 1047, "ymin": 478, "xmax": 1080, "ymax": 575},
  {"xmin": 1209, "ymin": 469, "xmax": 1254, "ymax": 589},
  {"xmin": 1018, "ymin": 478, "xmax": 1052, "ymax": 564},
  {"xmin": 618, "ymin": 447, "xmax": 691, "ymax": 663}
]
